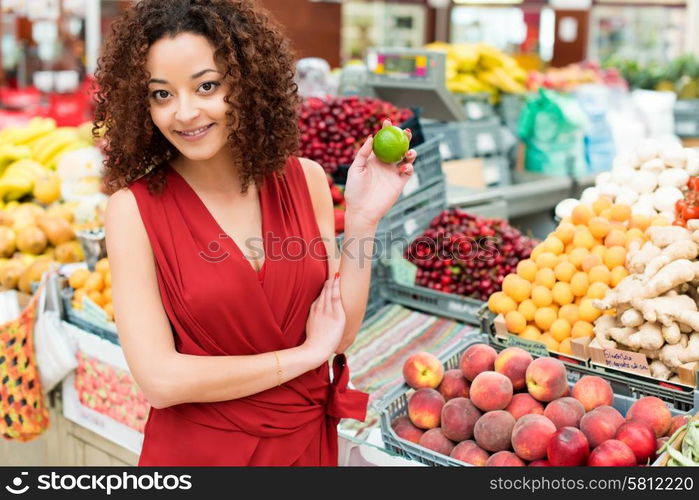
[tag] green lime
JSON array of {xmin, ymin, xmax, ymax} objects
[{"xmin": 373, "ymin": 126, "xmax": 409, "ymax": 163}]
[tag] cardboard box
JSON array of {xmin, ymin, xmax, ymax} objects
[{"xmin": 441, "ymin": 158, "xmax": 485, "ymax": 189}]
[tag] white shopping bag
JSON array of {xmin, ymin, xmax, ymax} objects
[{"xmin": 34, "ymin": 270, "xmax": 77, "ymax": 393}]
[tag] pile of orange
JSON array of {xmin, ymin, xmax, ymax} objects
[
  {"xmin": 68, "ymin": 257, "xmax": 113, "ymax": 321},
  {"xmin": 487, "ymin": 198, "xmax": 669, "ymax": 355}
]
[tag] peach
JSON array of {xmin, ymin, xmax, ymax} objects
[
  {"xmin": 626, "ymin": 396, "xmax": 672, "ymax": 438},
  {"xmin": 474, "ymin": 410, "xmax": 516, "ymax": 452},
  {"xmin": 544, "ymin": 397, "xmax": 585, "ymax": 429},
  {"xmin": 511, "ymin": 414, "xmax": 557, "ymax": 461},
  {"xmin": 615, "ymin": 421, "xmax": 657, "ymax": 464},
  {"xmin": 587, "ymin": 439, "xmax": 636, "ymax": 466},
  {"xmin": 571, "ymin": 375, "xmax": 614, "ymax": 411},
  {"xmin": 441, "ymin": 397, "xmax": 481, "ymax": 442},
  {"xmin": 407, "ymin": 388, "xmax": 445, "ymax": 429},
  {"xmin": 450, "ymin": 440, "xmax": 490, "ymax": 466},
  {"xmin": 506, "ymin": 393, "xmax": 545, "ymax": 420},
  {"xmin": 528, "ymin": 459, "xmax": 551, "ymax": 466},
  {"xmin": 494, "ymin": 347, "xmax": 533, "ymax": 390},
  {"xmin": 403, "ymin": 352, "xmax": 444, "ymax": 389},
  {"xmin": 546, "ymin": 426, "xmax": 590, "ymax": 466},
  {"xmin": 667, "ymin": 415, "xmax": 689, "ymax": 437},
  {"xmin": 470, "ymin": 371, "xmax": 513, "ymax": 411},
  {"xmin": 525, "ymin": 357, "xmax": 568, "ymax": 402},
  {"xmin": 579, "ymin": 405, "xmax": 625, "ymax": 449},
  {"xmin": 459, "ymin": 344, "xmax": 497, "ymax": 381},
  {"xmin": 391, "ymin": 416, "xmax": 424, "ymax": 444},
  {"xmin": 418, "ymin": 428, "xmax": 455, "ymax": 456},
  {"xmin": 486, "ymin": 451, "xmax": 525, "ymax": 466},
  {"xmin": 437, "ymin": 369, "xmax": 470, "ymax": 401}
]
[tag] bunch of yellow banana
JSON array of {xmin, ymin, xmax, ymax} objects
[
  {"xmin": 30, "ymin": 128, "xmax": 91, "ymax": 169},
  {"xmin": 0, "ymin": 159, "xmax": 47, "ymax": 201},
  {"xmin": 425, "ymin": 42, "xmax": 527, "ymax": 100},
  {"xmin": 0, "ymin": 144, "xmax": 31, "ymax": 173},
  {"xmin": 0, "ymin": 117, "xmax": 56, "ymax": 146}
]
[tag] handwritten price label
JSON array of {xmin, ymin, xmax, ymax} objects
[
  {"xmin": 601, "ymin": 347, "xmax": 651, "ymax": 376},
  {"xmin": 505, "ymin": 334, "xmax": 550, "ymax": 358}
]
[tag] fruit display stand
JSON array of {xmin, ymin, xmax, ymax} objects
[{"xmin": 379, "ymin": 336, "xmax": 688, "ymax": 467}]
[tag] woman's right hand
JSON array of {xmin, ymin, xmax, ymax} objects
[{"xmin": 303, "ymin": 275, "xmax": 345, "ymax": 365}]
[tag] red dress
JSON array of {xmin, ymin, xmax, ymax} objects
[{"xmin": 129, "ymin": 158, "xmax": 368, "ymax": 466}]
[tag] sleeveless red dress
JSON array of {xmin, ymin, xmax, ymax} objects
[{"xmin": 129, "ymin": 158, "xmax": 368, "ymax": 466}]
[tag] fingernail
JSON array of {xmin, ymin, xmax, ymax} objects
[
  {"xmin": 400, "ymin": 166, "xmax": 408, "ymax": 174},
  {"xmin": 334, "ymin": 272, "xmax": 340, "ymax": 280},
  {"xmin": 405, "ymin": 128, "xmax": 412, "ymax": 134}
]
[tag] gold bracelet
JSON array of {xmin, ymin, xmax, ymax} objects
[{"xmin": 273, "ymin": 351, "xmax": 283, "ymax": 386}]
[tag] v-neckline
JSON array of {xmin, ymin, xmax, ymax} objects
[{"xmin": 169, "ymin": 166, "xmax": 267, "ymax": 277}]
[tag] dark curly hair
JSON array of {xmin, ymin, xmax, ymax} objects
[{"xmin": 93, "ymin": 0, "xmax": 301, "ymax": 195}]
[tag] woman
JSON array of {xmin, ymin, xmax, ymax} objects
[{"xmin": 97, "ymin": 0, "xmax": 416, "ymax": 466}]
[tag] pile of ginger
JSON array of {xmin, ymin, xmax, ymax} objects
[{"xmin": 593, "ymin": 223, "xmax": 699, "ymax": 381}]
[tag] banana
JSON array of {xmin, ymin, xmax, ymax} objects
[
  {"xmin": 0, "ymin": 118, "xmax": 56, "ymax": 146},
  {"xmin": 0, "ymin": 145, "xmax": 31, "ymax": 173},
  {"xmin": 33, "ymin": 130, "xmax": 81, "ymax": 166},
  {"xmin": 0, "ymin": 177, "xmax": 33, "ymax": 202},
  {"xmin": 45, "ymin": 140, "xmax": 92, "ymax": 170}
]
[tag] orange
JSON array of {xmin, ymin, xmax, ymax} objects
[
  {"xmin": 555, "ymin": 223, "xmax": 575, "ymax": 245},
  {"xmin": 534, "ymin": 307, "xmax": 557, "ymax": 331},
  {"xmin": 582, "ymin": 254, "xmax": 602, "ymax": 272},
  {"xmin": 588, "ymin": 217, "xmax": 611, "ymax": 239},
  {"xmin": 571, "ymin": 320, "xmax": 594, "ymax": 339},
  {"xmin": 535, "ymin": 252, "xmax": 559, "ymax": 269},
  {"xmin": 531, "ymin": 285, "xmax": 553, "ymax": 307},
  {"xmin": 603, "ymin": 246, "xmax": 626, "ymax": 270},
  {"xmin": 579, "ymin": 298, "xmax": 602, "ymax": 322},
  {"xmin": 488, "ymin": 291, "xmax": 506, "ymax": 313},
  {"xmin": 534, "ymin": 268, "xmax": 556, "ymax": 289},
  {"xmin": 559, "ymin": 337, "xmax": 573, "ymax": 355},
  {"xmin": 518, "ymin": 299, "xmax": 537, "ymax": 321},
  {"xmin": 88, "ymin": 290, "xmax": 105, "ymax": 307},
  {"xmin": 505, "ymin": 311, "xmax": 527, "ymax": 334},
  {"xmin": 550, "ymin": 318, "xmax": 571, "ymax": 342},
  {"xmin": 539, "ymin": 333, "xmax": 560, "ymax": 352},
  {"xmin": 559, "ymin": 304, "xmax": 579, "ymax": 325},
  {"xmin": 544, "ymin": 236, "xmax": 564, "ymax": 255},
  {"xmin": 68, "ymin": 268, "xmax": 90, "ymax": 289},
  {"xmin": 588, "ymin": 265, "xmax": 612, "ymax": 286},
  {"xmin": 611, "ymin": 204, "xmax": 632, "ymax": 222},
  {"xmin": 516, "ymin": 260, "xmax": 537, "ymax": 282},
  {"xmin": 520, "ymin": 325, "xmax": 542, "ymax": 341},
  {"xmin": 552, "ymin": 282, "xmax": 574, "ymax": 306},
  {"xmin": 604, "ymin": 229, "xmax": 626, "ymax": 248},
  {"xmin": 95, "ymin": 258, "xmax": 110, "ymax": 276},
  {"xmin": 592, "ymin": 196, "xmax": 613, "ymax": 215},
  {"xmin": 569, "ymin": 247, "xmax": 590, "ymax": 269},
  {"xmin": 573, "ymin": 228, "xmax": 595, "ymax": 249},
  {"xmin": 571, "ymin": 205, "xmax": 593, "ymax": 225},
  {"xmin": 629, "ymin": 214, "xmax": 651, "ymax": 231},
  {"xmin": 103, "ymin": 302, "xmax": 114, "ymax": 321},
  {"xmin": 586, "ymin": 282, "xmax": 610, "ymax": 300},
  {"xmin": 611, "ymin": 266, "xmax": 629, "ymax": 287},
  {"xmin": 570, "ymin": 272, "xmax": 589, "ymax": 297},
  {"xmin": 32, "ymin": 171, "xmax": 62, "ymax": 204},
  {"xmin": 84, "ymin": 272, "xmax": 105, "ymax": 293},
  {"xmin": 599, "ymin": 208, "xmax": 613, "ymax": 220},
  {"xmin": 554, "ymin": 261, "xmax": 576, "ymax": 282}
]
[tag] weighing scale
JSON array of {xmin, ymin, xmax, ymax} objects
[{"xmin": 366, "ymin": 48, "xmax": 466, "ymax": 122}]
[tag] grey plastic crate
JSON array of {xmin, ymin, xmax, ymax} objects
[
  {"xmin": 674, "ymin": 99, "xmax": 699, "ymax": 138},
  {"xmin": 377, "ymin": 180, "xmax": 447, "ymax": 241},
  {"xmin": 422, "ymin": 118, "xmax": 504, "ymax": 161},
  {"xmin": 478, "ymin": 305, "xmax": 699, "ymax": 412},
  {"xmin": 398, "ymin": 137, "xmax": 444, "ymax": 201},
  {"xmin": 452, "ymin": 93, "xmax": 496, "ymax": 121},
  {"xmin": 378, "ymin": 336, "xmax": 686, "ymax": 467}
]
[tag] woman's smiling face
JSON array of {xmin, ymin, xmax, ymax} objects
[{"xmin": 146, "ymin": 32, "xmax": 231, "ymax": 161}]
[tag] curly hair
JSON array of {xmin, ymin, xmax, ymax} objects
[{"xmin": 93, "ymin": 0, "xmax": 301, "ymax": 195}]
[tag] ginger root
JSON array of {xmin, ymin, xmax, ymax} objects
[
  {"xmin": 650, "ymin": 360, "xmax": 672, "ymax": 380},
  {"xmin": 660, "ymin": 333, "xmax": 699, "ymax": 368},
  {"xmin": 626, "ymin": 241, "xmax": 661, "ymax": 274},
  {"xmin": 594, "ymin": 315, "xmax": 619, "ymax": 349},
  {"xmin": 642, "ymin": 239, "xmax": 699, "ymax": 278},
  {"xmin": 620, "ymin": 308, "xmax": 644, "ymax": 327},
  {"xmin": 647, "ymin": 226, "xmax": 691, "ymax": 248}
]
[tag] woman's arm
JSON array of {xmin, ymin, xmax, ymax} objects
[
  {"xmin": 300, "ymin": 159, "xmax": 376, "ymax": 353},
  {"xmin": 105, "ymin": 189, "xmax": 341, "ymax": 409}
]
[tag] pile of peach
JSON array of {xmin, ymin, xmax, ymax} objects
[
  {"xmin": 394, "ymin": 344, "xmax": 686, "ymax": 466},
  {"xmin": 487, "ymin": 199, "xmax": 669, "ymax": 355}
]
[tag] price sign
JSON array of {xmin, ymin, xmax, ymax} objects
[{"xmin": 505, "ymin": 334, "xmax": 550, "ymax": 358}]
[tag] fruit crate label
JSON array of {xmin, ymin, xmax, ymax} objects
[
  {"xmin": 402, "ymin": 173, "xmax": 420, "ymax": 197},
  {"xmin": 566, "ymin": 370, "xmax": 581, "ymax": 384},
  {"xmin": 389, "ymin": 246, "xmax": 417, "ymax": 287},
  {"xmin": 595, "ymin": 347, "xmax": 651, "ymax": 377},
  {"xmin": 476, "ymin": 132, "xmax": 496, "ymax": 155},
  {"xmin": 505, "ymin": 334, "xmax": 549, "ymax": 358}
]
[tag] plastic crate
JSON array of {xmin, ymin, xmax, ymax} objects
[
  {"xmin": 498, "ymin": 93, "xmax": 528, "ymax": 133},
  {"xmin": 422, "ymin": 118, "xmax": 504, "ymax": 161},
  {"xmin": 378, "ymin": 335, "xmax": 686, "ymax": 467},
  {"xmin": 674, "ymin": 100, "xmax": 699, "ymax": 138},
  {"xmin": 479, "ymin": 305, "xmax": 699, "ymax": 412},
  {"xmin": 376, "ymin": 180, "xmax": 447, "ymax": 241},
  {"xmin": 452, "ymin": 93, "xmax": 496, "ymax": 121}
]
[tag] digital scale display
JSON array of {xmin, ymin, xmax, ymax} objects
[{"xmin": 372, "ymin": 54, "xmax": 428, "ymax": 79}]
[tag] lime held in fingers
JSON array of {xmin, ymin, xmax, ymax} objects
[{"xmin": 373, "ymin": 126, "xmax": 409, "ymax": 164}]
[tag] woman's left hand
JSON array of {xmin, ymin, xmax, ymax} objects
[{"xmin": 342, "ymin": 120, "xmax": 417, "ymax": 227}]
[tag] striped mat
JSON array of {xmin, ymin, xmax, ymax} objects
[{"xmin": 341, "ymin": 304, "xmax": 476, "ymax": 437}]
